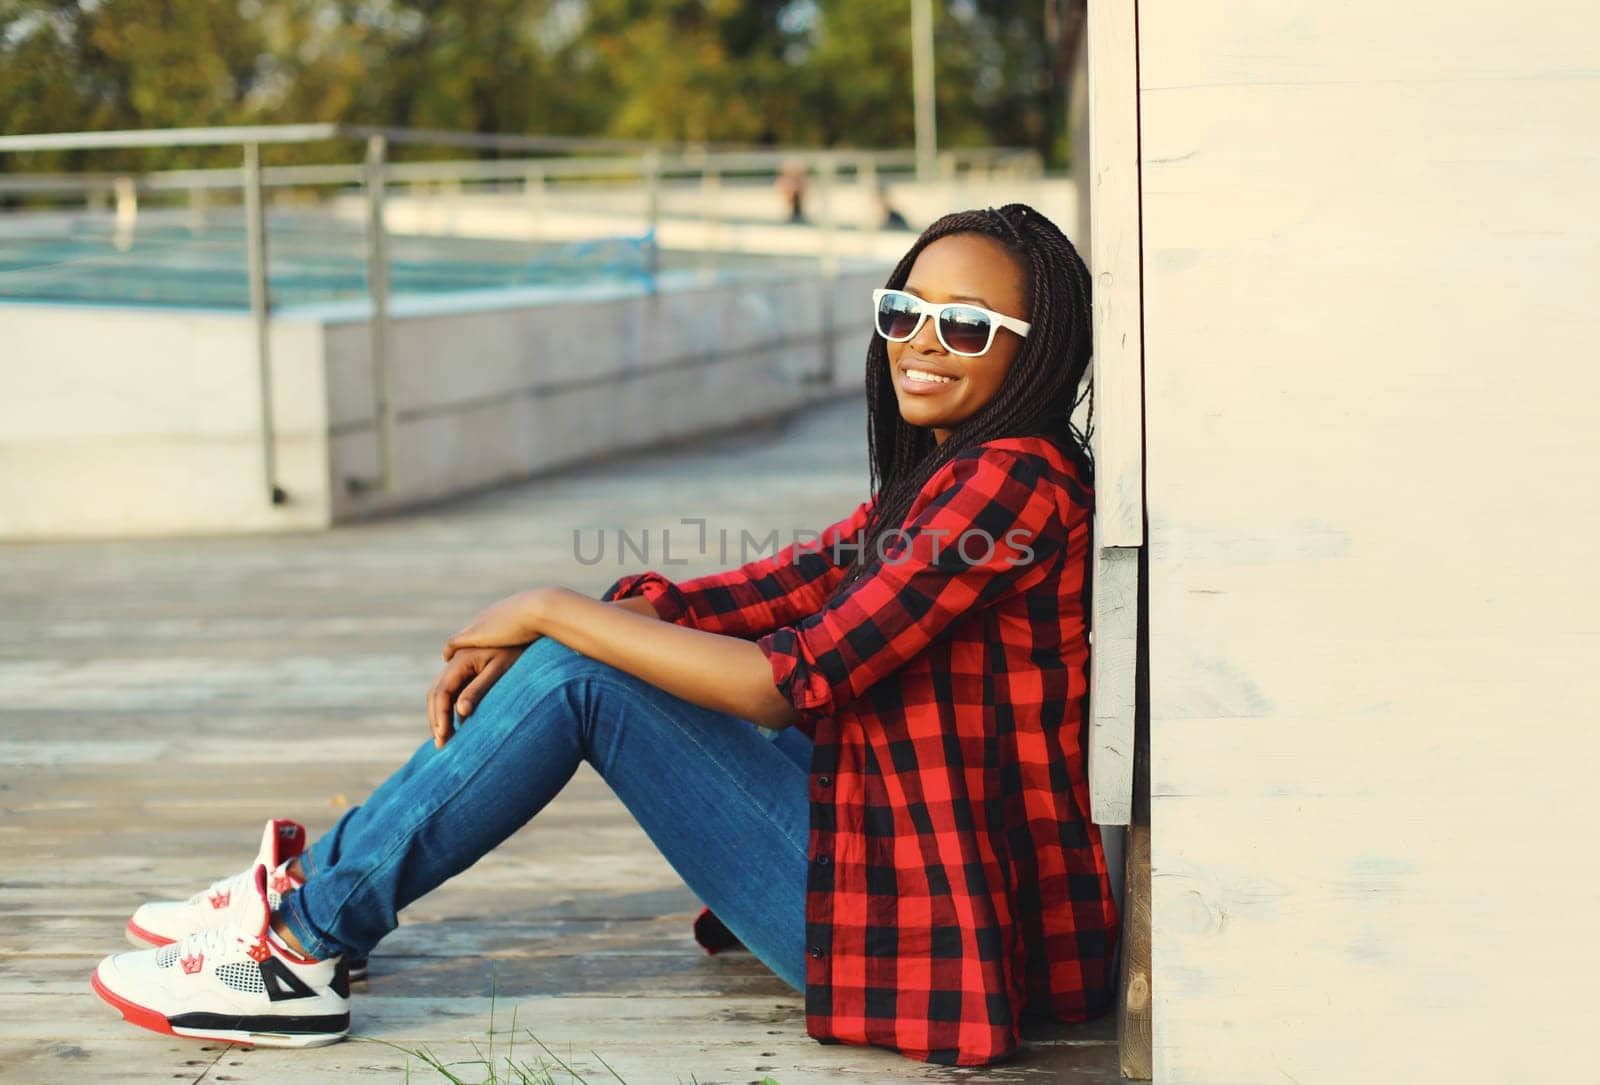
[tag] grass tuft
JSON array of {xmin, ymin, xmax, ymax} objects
[{"xmin": 349, "ymin": 964, "xmax": 784, "ymax": 1085}]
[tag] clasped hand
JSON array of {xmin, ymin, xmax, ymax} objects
[{"xmin": 426, "ymin": 587, "xmax": 552, "ymax": 749}]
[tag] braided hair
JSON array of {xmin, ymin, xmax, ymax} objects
[{"xmin": 823, "ymin": 203, "xmax": 1094, "ymax": 605}]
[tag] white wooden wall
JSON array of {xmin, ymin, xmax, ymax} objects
[{"xmin": 1135, "ymin": 2, "xmax": 1600, "ymax": 1082}]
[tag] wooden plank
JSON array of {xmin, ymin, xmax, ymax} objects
[
  {"xmin": 1116, "ymin": 826, "xmax": 1151, "ymax": 1080},
  {"xmin": 7, "ymin": 954, "xmax": 1118, "ymax": 1081},
  {"xmin": 1087, "ymin": 546, "xmax": 1137, "ymax": 826},
  {"xmin": 0, "ymin": 396, "xmax": 1130, "ymax": 1083},
  {"xmin": 1148, "ymin": 795, "xmax": 1599, "ymax": 1083},
  {"xmin": 0, "ymin": 914, "xmax": 700, "ymax": 961},
  {"xmin": 1116, "ymin": 634, "xmax": 1151, "ymax": 1079},
  {"xmin": 1136, "ymin": 1, "xmax": 1600, "ymax": 1082},
  {"xmin": 1084, "ymin": 0, "xmax": 1145, "ymax": 841},
  {"xmin": 2, "ymin": 992, "xmax": 1119, "ymax": 1084},
  {"xmin": 1086, "ymin": 0, "xmax": 1145, "ymax": 548}
]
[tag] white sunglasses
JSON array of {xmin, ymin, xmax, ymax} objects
[{"xmin": 872, "ymin": 288, "xmax": 1032, "ymax": 357}]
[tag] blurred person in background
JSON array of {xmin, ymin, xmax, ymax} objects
[
  {"xmin": 775, "ymin": 158, "xmax": 810, "ymax": 223},
  {"xmin": 878, "ymin": 184, "xmax": 913, "ymax": 230}
]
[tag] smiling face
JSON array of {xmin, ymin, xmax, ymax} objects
[{"xmin": 885, "ymin": 232, "xmax": 1031, "ymax": 445}]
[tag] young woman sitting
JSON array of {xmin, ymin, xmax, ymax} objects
[{"xmin": 93, "ymin": 203, "xmax": 1117, "ymax": 1069}]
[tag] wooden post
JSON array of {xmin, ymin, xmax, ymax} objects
[
  {"xmin": 1086, "ymin": 0, "xmax": 1143, "ymax": 826},
  {"xmin": 1117, "ymin": 541, "xmax": 1152, "ymax": 1078},
  {"xmin": 1086, "ymin": 2, "xmax": 1150, "ymax": 1072}
]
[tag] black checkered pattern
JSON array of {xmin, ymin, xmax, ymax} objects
[{"xmin": 602, "ymin": 437, "xmax": 1118, "ymax": 1066}]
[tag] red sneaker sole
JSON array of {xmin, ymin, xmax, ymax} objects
[
  {"xmin": 125, "ymin": 917, "xmax": 175, "ymax": 948},
  {"xmin": 91, "ymin": 968, "xmax": 347, "ymax": 1048},
  {"xmin": 91, "ymin": 970, "xmax": 180, "ymax": 1039}
]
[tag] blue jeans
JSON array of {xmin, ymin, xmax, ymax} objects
[{"xmin": 275, "ymin": 635, "xmax": 813, "ymax": 992}]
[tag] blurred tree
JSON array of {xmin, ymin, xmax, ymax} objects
[
  {"xmin": 0, "ymin": 3, "xmax": 85, "ymax": 153},
  {"xmin": 571, "ymin": 0, "xmax": 1068, "ymax": 161},
  {"xmin": 789, "ymin": 0, "xmax": 914, "ymax": 147},
  {"xmin": 934, "ymin": 0, "xmax": 1067, "ymax": 161},
  {"xmin": 569, "ymin": 0, "xmax": 803, "ymax": 144},
  {"xmin": 0, "ymin": 0, "xmax": 266, "ymax": 171},
  {"xmin": 0, "ymin": 0, "xmax": 1074, "ymax": 171}
]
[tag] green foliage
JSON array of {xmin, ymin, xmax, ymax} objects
[{"xmin": 0, "ymin": 0, "xmax": 1073, "ymax": 171}]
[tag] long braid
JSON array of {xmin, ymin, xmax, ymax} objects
[{"xmin": 825, "ymin": 204, "xmax": 1095, "ymax": 604}]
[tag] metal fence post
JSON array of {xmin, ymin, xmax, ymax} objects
[
  {"xmin": 353, "ymin": 133, "xmax": 395, "ymax": 493},
  {"xmin": 817, "ymin": 153, "xmax": 839, "ymax": 388},
  {"xmin": 912, "ymin": 0, "xmax": 938, "ymax": 182},
  {"xmin": 242, "ymin": 142, "xmax": 286, "ymax": 505},
  {"xmin": 113, "ymin": 176, "xmax": 138, "ymax": 227},
  {"xmin": 642, "ymin": 149, "xmax": 662, "ymax": 281},
  {"xmin": 700, "ymin": 160, "xmax": 720, "ymax": 271},
  {"xmin": 858, "ymin": 154, "xmax": 878, "ymax": 230}
]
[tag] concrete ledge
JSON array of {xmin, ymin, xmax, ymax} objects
[{"xmin": 0, "ymin": 262, "xmax": 887, "ymax": 539}]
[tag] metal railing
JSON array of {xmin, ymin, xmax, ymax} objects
[{"xmin": 0, "ymin": 124, "xmax": 1043, "ymax": 506}]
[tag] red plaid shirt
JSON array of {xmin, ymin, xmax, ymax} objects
[{"xmin": 600, "ymin": 436, "xmax": 1118, "ymax": 1066}]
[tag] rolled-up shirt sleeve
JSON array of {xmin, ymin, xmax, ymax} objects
[
  {"xmin": 599, "ymin": 571, "xmax": 696, "ymax": 625},
  {"xmin": 756, "ymin": 446, "xmax": 1065, "ymax": 734}
]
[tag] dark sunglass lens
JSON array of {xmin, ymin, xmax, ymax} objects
[
  {"xmin": 940, "ymin": 306, "xmax": 992, "ymax": 354},
  {"xmin": 877, "ymin": 293, "xmax": 922, "ymax": 339}
]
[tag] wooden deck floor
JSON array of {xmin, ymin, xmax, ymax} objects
[{"xmin": 0, "ymin": 396, "xmax": 1122, "ymax": 1084}]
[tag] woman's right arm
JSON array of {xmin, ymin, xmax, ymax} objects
[{"xmin": 426, "ymin": 594, "xmax": 663, "ymax": 743}]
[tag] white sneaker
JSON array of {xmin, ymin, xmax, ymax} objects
[
  {"xmin": 126, "ymin": 818, "xmax": 369, "ymax": 980},
  {"xmin": 94, "ymin": 864, "xmax": 351, "ymax": 1048},
  {"xmin": 128, "ymin": 818, "xmax": 307, "ymax": 949}
]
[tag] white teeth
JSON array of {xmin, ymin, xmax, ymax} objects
[{"xmin": 905, "ymin": 368, "xmax": 956, "ymax": 384}]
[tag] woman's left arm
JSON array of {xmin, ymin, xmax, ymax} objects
[
  {"xmin": 754, "ymin": 445, "xmax": 1072, "ymax": 736},
  {"xmin": 444, "ymin": 587, "xmax": 802, "ymax": 731}
]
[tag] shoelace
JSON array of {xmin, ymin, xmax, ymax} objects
[{"xmin": 169, "ymin": 921, "xmax": 251, "ymax": 967}]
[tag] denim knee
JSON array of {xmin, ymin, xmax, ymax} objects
[
  {"xmin": 479, "ymin": 636, "xmax": 628, "ymax": 727},
  {"xmin": 490, "ymin": 636, "xmax": 692, "ymax": 760},
  {"xmin": 517, "ymin": 634, "xmax": 582, "ymax": 669},
  {"xmin": 498, "ymin": 635, "xmax": 604, "ymax": 690}
]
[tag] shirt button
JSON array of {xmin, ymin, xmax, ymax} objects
[
  {"xmin": 818, "ymin": 775, "xmax": 831, "ymax": 787},
  {"xmin": 816, "ymin": 855, "xmax": 831, "ymax": 867},
  {"xmin": 809, "ymin": 945, "xmax": 824, "ymax": 959}
]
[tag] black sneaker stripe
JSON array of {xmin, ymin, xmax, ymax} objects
[
  {"xmin": 167, "ymin": 1011, "xmax": 350, "ymax": 1034},
  {"xmin": 259, "ymin": 958, "xmax": 318, "ymax": 1002}
]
